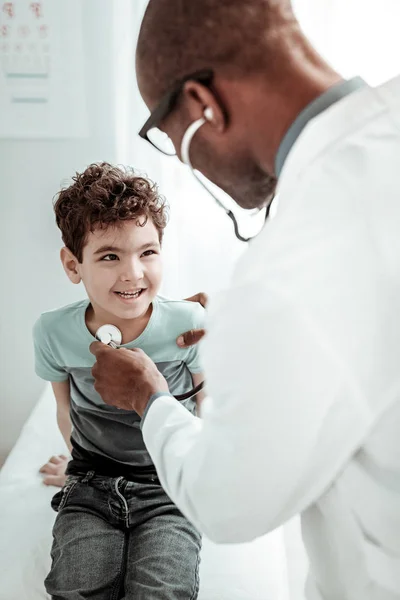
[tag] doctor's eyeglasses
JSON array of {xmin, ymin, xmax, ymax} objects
[
  {"xmin": 138, "ymin": 69, "xmax": 214, "ymax": 155},
  {"xmin": 138, "ymin": 68, "xmax": 273, "ymax": 241}
]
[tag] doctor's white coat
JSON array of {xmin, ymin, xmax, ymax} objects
[{"xmin": 143, "ymin": 75, "xmax": 400, "ymax": 600}]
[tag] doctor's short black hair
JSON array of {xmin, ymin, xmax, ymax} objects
[
  {"xmin": 53, "ymin": 162, "xmax": 168, "ymax": 263},
  {"xmin": 136, "ymin": 0, "xmax": 297, "ymax": 102}
]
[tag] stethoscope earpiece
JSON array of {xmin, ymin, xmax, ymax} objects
[{"xmin": 203, "ymin": 106, "xmax": 214, "ymax": 121}]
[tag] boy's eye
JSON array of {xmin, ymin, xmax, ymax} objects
[
  {"xmin": 142, "ymin": 249, "xmax": 156, "ymax": 257},
  {"xmin": 101, "ymin": 254, "xmax": 119, "ymax": 261}
]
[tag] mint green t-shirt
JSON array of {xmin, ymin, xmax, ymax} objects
[{"xmin": 33, "ymin": 295, "xmax": 204, "ymax": 477}]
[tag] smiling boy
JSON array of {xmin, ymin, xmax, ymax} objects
[{"xmin": 33, "ymin": 162, "xmax": 204, "ymax": 599}]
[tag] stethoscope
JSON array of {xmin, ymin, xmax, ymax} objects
[
  {"xmin": 95, "ymin": 324, "xmax": 205, "ymax": 401},
  {"xmin": 181, "ymin": 110, "xmax": 273, "ymax": 243}
]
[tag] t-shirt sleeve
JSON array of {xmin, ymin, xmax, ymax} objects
[
  {"xmin": 185, "ymin": 303, "xmax": 206, "ymax": 374},
  {"xmin": 32, "ymin": 316, "xmax": 68, "ymax": 382}
]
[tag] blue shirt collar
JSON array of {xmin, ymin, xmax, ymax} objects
[{"xmin": 275, "ymin": 77, "xmax": 367, "ymax": 177}]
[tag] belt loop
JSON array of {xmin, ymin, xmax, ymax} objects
[{"xmin": 81, "ymin": 470, "xmax": 95, "ymax": 484}]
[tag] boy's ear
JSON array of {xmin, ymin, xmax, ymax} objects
[{"xmin": 60, "ymin": 247, "xmax": 81, "ymax": 284}]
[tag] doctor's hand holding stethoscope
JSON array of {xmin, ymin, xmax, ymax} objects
[{"xmin": 89, "ymin": 292, "xmax": 207, "ymax": 414}]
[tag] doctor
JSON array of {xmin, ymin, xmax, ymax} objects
[{"xmin": 90, "ymin": 1, "xmax": 400, "ymax": 598}]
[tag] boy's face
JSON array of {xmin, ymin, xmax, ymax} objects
[{"xmin": 77, "ymin": 218, "xmax": 162, "ymax": 322}]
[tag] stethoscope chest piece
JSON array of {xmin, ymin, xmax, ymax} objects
[
  {"xmin": 95, "ymin": 324, "xmax": 122, "ymax": 348},
  {"xmin": 94, "ymin": 323, "xmax": 205, "ymax": 400}
]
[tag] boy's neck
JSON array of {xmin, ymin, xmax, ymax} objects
[{"xmin": 85, "ymin": 302, "xmax": 153, "ymax": 345}]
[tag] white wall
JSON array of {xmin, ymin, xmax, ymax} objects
[
  {"xmin": 292, "ymin": 0, "xmax": 400, "ymax": 86},
  {"xmin": 0, "ymin": 0, "xmax": 245, "ymax": 465},
  {"xmin": 0, "ymin": 0, "xmax": 117, "ymax": 463},
  {"xmin": 1, "ymin": 0, "xmax": 399, "ymax": 464}
]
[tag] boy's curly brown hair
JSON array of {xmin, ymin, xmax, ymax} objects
[{"xmin": 54, "ymin": 162, "xmax": 169, "ymax": 262}]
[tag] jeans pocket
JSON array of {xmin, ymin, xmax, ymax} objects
[{"xmin": 51, "ymin": 476, "xmax": 80, "ymax": 512}]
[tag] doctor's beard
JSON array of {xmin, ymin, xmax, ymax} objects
[
  {"xmin": 221, "ymin": 166, "xmax": 277, "ymax": 210},
  {"xmin": 195, "ymin": 137, "xmax": 277, "ymax": 210}
]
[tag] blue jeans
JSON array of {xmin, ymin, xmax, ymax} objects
[{"xmin": 45, "ymin": 471, "xmax": 201, "ymax": 600}]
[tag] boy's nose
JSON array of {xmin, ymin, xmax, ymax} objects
[{"xmin": 120, "ymin": 259, "xmax": 144, "ymax": 283}]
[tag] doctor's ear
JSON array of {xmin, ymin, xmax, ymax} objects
[
  {"xmin": 60, "ymin": 247, "xmax": 81, "ymax": 284},
  {"xmin": 182, "ymin": 80, "xmax": 226, "ymax": 133}
]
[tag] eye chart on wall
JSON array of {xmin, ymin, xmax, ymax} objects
[{"xmin": 0, "ymin": 0, "xmax": 88, "ymax": 138}]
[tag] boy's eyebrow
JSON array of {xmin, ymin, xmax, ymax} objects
[
  {"xmin": 93, "ymin": 242, "xmax": 160, "ymax": 255},
  {"xmin": 93, "ymin": 245, "xmax": 123, "ymax": 255}
]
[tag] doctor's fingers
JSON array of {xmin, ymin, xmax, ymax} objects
[
  {"xmin": 89, "ymin": 340, "xmax": 113, "ymax": 357},
  {"xmin": 184, "ymin": 292, "xmax": 208, "ymax": 308},
  {"xmin": 177, "ymin": 328, "xmax": 206, "ymax": 348},
  {"xmin": 92, "ymin": 347, "xmax": 148, "ymax": 382}
]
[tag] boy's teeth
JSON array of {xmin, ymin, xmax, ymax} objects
[{"xmin": 119, "ymin": 290, "xmax": 141, "ymax": 298}]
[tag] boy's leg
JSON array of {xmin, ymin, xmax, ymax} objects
[
  {"xmin": 45, "ymin": 474, "xmax": 127, "ymax": 600},
  {"xmin": 123, "ymin": 482, "xmax": 202, "ymax": 600}
]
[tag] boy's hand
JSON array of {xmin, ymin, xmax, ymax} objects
[
  {"xmin": 90, "ymin": 343, "xmax": 169, "ymax": 416},
  {"xmin": 39, "ymin": 454, "xmax": 69, "ymax": 487},
  {"xmin": 177, "ymin": 292, "xmax": 208, "ymax": 348}
]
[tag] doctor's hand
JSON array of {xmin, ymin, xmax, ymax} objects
[
  {"xmin": 89, "ymin": 342, "xmax": 169, "ymax": 417},
  {"xmin": 177, "ymin": 292, "xmax": 208, "ymax": 348}
]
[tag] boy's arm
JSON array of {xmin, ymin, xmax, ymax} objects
[
  {"xmin": 52, "ymin": 380, "xmax": 72, "ymax": 453},
  {"xmin": 39, "ymin": 380, "xmax": 72, "ymax": 487},
  {"xmin": 33, "ymin": 316, "xmax": 72, "ymax": 486}
]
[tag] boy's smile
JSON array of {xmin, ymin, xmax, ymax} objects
[
  {"xmin": 114, "ymin": 289, "xmax": 145, "ymax": 302},
  {"xmin": 65, "ymin": 217, "xmax": 163, "ymax": 337}
]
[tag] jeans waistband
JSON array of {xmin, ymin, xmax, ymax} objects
[{"xmin": 78, "ymin": 470, "xmax": 160, "ymax": 488}]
